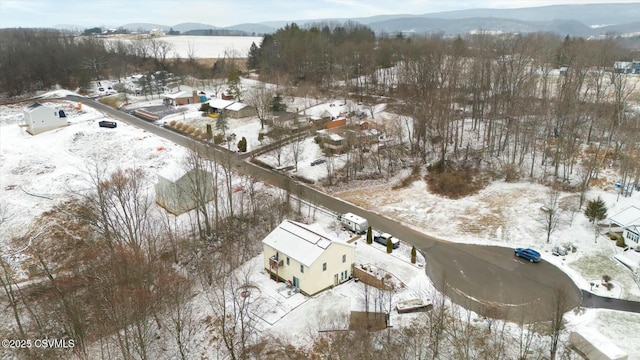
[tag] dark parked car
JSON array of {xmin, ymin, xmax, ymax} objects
[
  {"xmin": 310, "ymin": 159, "xmax": 326, "ymax": 166},
  {"xmin": 514, "ymin": 248, "xmax": 541, "ymax": 263},
  {"xmin": 99, "ymin": 120, "xmax": 117, "ymax": 128},
  {"xmin": 374, "ymin": 232, "xmax": 400, "ymax": 249}
]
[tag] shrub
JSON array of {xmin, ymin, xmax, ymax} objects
[
  {"xmin": 213, "ymin": 133, "xmax": 224, "ymax": 144},
  {"xmin": 206, "ymin": 124, "xmax": 213, "ymax": 139},
  {"xmin": 169, "ymin": 120, "xmax": 177, "ymax": 127},
  {"xmin": 411, "ymin": 246, "xmax": 417, "ymax": 264},
  {"xmin": 258, "ymin": 132, "xmax": 265, "ymax": 142},
  {"xmin": 602, "ymin": 275, "xmax": 611, "ymax": 283},
  {"xmin": 502, "ymin": 163, "xmax": 520, "ymax": 182},
  {"xmin": 237, "ymin": 136, "xmax": 247, "ymax": 152},
  {"xmin": 604, "ymin": 282, "xmax": 614, "ymax": 291},
  {"xmin": 199, "ymin": 102, "xmax": 210, "ymax": 112},
  {"xmin": 175, "ymin": 122, "xmax": 184, "ymax": 131},
  {"xmin": 425, "ymin": 166, "xmax": 488, "ymax": 199},
  {"xmin": 393, "ymin": 172, "xmax": 418, "ymax": 190},
  {"xmin": 616, "ymin": 237, "xmax": 626, "ymax": 248}
]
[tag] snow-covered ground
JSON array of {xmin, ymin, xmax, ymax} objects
[
  {"xmin": 106, "ymin": 35, "xmax": 263, "ymax": 59},
  {"xmin": 156, "ymin": 35, "xmax": 263, "ymax": 59},
  {"xmin": 1, "ymin": 85, "xmax": 639, "ymax": 358}
]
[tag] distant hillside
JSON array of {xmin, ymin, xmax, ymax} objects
[
  {"xmin": 183, "ymin": 29, "xmax": 252, "ymax": 36},
  {"xmin": 225, "ymin": 23, "xmax": 274, "ymax": 36},
  {"xmin": 55, "ymin": 3, "xmax": 640, "ymax": 38},
  {"xmin": 424, "ymin": 3, "xmax": 640, "ymax": 26},
  {"xmin": 366, "ymin": 17, "xmax": 597, "ymax": 37},
  {"xmin": 171, "ymin": 23, "xmax": 219, "ymax": 33},
  {"xmin": 121, "ymin": 23, "xmax": 170, "ymax": 32}
]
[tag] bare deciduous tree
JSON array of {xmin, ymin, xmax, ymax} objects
[
  {"xmin": 245, "ymin": 83, "xmax": 275, "ymax": 129},
  {"xmin": 542, "ymin": 188, "xmax": 562, "ymax": 244}
]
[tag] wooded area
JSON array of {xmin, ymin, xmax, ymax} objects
[{"xmin": 250, "ymin": 24, "xmax": 640, "ymax": 199}]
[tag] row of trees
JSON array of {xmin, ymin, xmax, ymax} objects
[{"xmin": 0, "ymin": 28, "xmax": 215, "ymax": 97}]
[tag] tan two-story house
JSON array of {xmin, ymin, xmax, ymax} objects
[{"xmin": 262, "ymin": 220, "xmax": 355, "ymax": 296}]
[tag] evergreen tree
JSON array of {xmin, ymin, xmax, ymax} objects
[
  {"xmin": 366, "ymin": 226, "xmax": 372, "ymax": 244},
  {"xmin": 386, "ymin": 236, "xmax": 393, "ymax": 254},
  {"xmin": 206, "ymin": 123, "xmax": 213, "ymax": 140},
  {"xmin": 215, "ymin": 112, "xmax": 228, "ymax": 135},
  {"xmin": 199, "ymin": 102, "xmax": 210, "ymax": 112},
  {"xmin": 270, "ymin": 93, "xmax": 286, "ymax": 112},
  {"xmin": 227, "ymin": 69, "xmax": 242, "ymax": 101},
  {"xmin": 584, "ymin": 196, "xmax": 608, "ymax": 223},
  {"xmin": 237, "ymin": 136, "xmax": 247, "ymax": 152},
  {"xmin": 247, "ymin": 42, "xmax": 259, "ymax": 70},
  {"xmin": 411, "ymin": 246, "xmax": 417, "ymax": 264}
]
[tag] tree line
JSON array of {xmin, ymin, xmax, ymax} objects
[
  {"xmin": 252, "ymin": 24, "xmax": 640, "ymax": 199},
  {"xmin": 0, "ymin": 28, "xmax": 215, "ymax": 97}
]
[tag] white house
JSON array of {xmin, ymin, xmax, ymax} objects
[
  {"xmin": 208, "ymin": 98, "xmax": 254, "ymax": 118},
  {"xmin": 23, "ymin": 103, "xmax": 67, "ymax": 135},
  {"xmin": 155, "ymin": 165, "xmax": 215, "ymax": 215},
  {"xmin": 163, "ymin": 85, "xmax": 200, "ymax": 106},
  {"xmin": 262, "ymin": 220, "xmax": 355, "ymax": 296},
  {"xmin": 609, "ymin": 205, "xmax": 640, "ymax": 248}
]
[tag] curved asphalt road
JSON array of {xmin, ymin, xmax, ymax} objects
[{"xmin": 68, "ymin": 95, "xmax": 637, "ymax": 322}]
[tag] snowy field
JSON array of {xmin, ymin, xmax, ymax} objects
[
  {"xmin": 108, "ymin": 35, "xmax": 263, "ymax": 59},
  {"xmin": 156, "ymin": 35, "xmax": 263, "ymax": 58},
  {"xmin": 1, "ymin": 84, "xmax": 640, "ymax": 358}
]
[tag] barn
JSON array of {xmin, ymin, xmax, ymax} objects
[
  {"xmin": 155, "ymin": 165, "xmax": 215, "ymax": 215},
  {"xmin": 225, "ymin": 101, "xmax": 254, "ymax": 119},
  {"xmin": 23, "ymin": 103, "xmax": 67, "ymax": 135},
  {"xmin": 208, "ymin": 98, "xmax": 254, "ymax": 118}
]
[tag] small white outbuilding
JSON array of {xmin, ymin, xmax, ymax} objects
[
  {"xmin": 23, "ymin": 103, "xmax": 67, "ymax": 135},
  {"xmin": 155, "ymin": 165, "xmax": 215, "ymax": 215}
]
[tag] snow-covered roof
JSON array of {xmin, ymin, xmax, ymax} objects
[
  {"xmin": 609, "ymin": 205, "xmax": 640, "ymax": 227},
  {"xmin": 164, "ymin": 91, "xmax": 190, "ymax": 100},
  {"xmin": 208, "ymin": 98, "xmax": 235, "ymax": 110},
  {"xmin": 329, "ymin": 133, "xmax": 344, "ymax": 141},
  {"xmin": 157, "ymin": 163, "xmax": 186, "ymax": 182},
  {"xmin": 262, "ymin": 220, "xmax": 352, "ymax": 267},
  {"xmin": 25, "ymin": 103, "xmax": 52, "ymax": 112},
  {"xmin": 226, "ymin": 102, "xmax": 248, "ymax": 111}
]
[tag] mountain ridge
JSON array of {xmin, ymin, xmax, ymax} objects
[{"xmin": 52, "ymin": 3, "xmax": 640, "ymax": 37}]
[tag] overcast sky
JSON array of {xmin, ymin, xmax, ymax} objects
[{"xmin": 0, "ymin": 0, "xmax": 637, "ymax": 29}]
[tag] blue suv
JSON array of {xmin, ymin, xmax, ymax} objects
[{"xmin": 514, "ymin": 248, "xmax": 541, "ymax": 263}]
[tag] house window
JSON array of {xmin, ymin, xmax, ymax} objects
[
  {"xmin": 342, "ymin": 254, "xmax": 346, "ymax": 263},
  {"xmin": 300, "ymin": 265, "xmax": 304, "ymax": 273},
  {"xmin": 323, "ymin": 263, "xmax": 327, "ymax": 271},
  {"xmin": 286, "ymin": 257, "xmax": 290, "ymax": 265}
]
